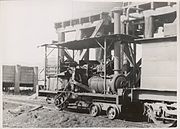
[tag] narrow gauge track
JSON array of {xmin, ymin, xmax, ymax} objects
[{"xmin": 3, "ymin": 96, "xmax": 156, "ymax": 128}]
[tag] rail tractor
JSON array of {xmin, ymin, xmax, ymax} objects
[{"xmin": 38, "ymin": 2, "xmax": 177, "ymax": 127}]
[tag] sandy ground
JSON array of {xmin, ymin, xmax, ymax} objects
[{"xmin": 3, "ymin": 93, "xmax": 156, "ymax": 128}]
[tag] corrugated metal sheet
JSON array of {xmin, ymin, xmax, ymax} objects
[{"xmin": 141, "ymin": 40, "xmax": 177, "ymax": 90}]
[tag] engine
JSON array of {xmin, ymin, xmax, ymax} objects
[{"xmin": 59, "ymin": 59, "xmax": 131, "ymax": 94}]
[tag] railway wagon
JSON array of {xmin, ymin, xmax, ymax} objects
[
  {"xmin": 2, "ymin": 65, "xmax": 38, "ymax": 94},
  {"xmin": 38, "ymin": 2, "xmax": 177, "ymax": 127}
]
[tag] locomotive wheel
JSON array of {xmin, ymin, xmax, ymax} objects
[
  {"xmin": 89, "ymin": 104, "xmax": 100, "ymax": 117},
  {"xmin": 106, "ymin": 107, "xmax": 117, "ymax": 120}
]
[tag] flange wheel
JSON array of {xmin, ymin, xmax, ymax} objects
[
  {"xmin": 89, "ymin": 104, "xmax": 100, "ymax": 117},
  {"xmin": 106, "ymin": 107, "xmax": 117, "ymax": 120}
]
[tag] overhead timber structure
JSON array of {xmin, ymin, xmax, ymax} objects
[{"xmin": 38, "ymin": 2, "xmax": 178, "ymax": 127}]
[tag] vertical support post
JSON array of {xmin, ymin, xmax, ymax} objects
[
  {"xmin": 133, "ymin": 43, "xmax": 136, "ymax": 88},
  {"xmin": 114, "ymin": 10, "xmax": 121, "ymax": 34},
  {"xmin": 119, "ymin": 43, "xmax": 124, "ymax": 74},
  {"xmin": 48, "ymin": 77, "xmax": 50, "ymax": 90},
  {"xmin": 120, "ymin": 18, "xmax": 125, "ymax": 34},
  {"xmin": 58, "ymin": 32, "xmax": 65, "ymax": 63},
  {"xmin": 57, "ymin": 45, "xmax": 60, "ymax": 90},
  {"xmin": 72, "ymin": 50, "xmax": 74, "ymax": 60},
  {"xmin": 151, "ymin": 2, "xmax": 154, "ymax": 10},
  {"xmin": 112, "ymin": 7, "xmax": 122, "ymax": 74},
  {"xmin": 136, "ymin": 5, "xmax": 139, "ymax": 13},
  {"xmin": 36, "ymin": 79, "xmax": 39, "ymax": 96},
  {"xmin": 144, "ymin": 16, "xmax": 154, "ymax": 38},
  {"xmin": 132, "ymin": 21, "xmax": 135, "ymax": 36},
  {"xmin": 33, "ymin": 67, "xmax": 38, "ymax": 93},
  {"xmin": 80, "ymin": 50, "xmax": 83, "ymax": 60},
  {"xmin": 114, "ymin": 13, "xmax": 120, "ymax": 74},
  {"xmin": 126, "ymin": 22, "xmax": 129, "ymax": 35},
  {"xmin": 44, "ymin": 45, "xmax": 47, "ymax": 89},
  {"xmin": 84, "ymin": 49, "xmax": 89, "ymax": 60},
  {"xmin": 103, "ymin": 38, "xmax": 107, "ymax": 94},
  {"xmin": 95, "ymin": 48, "xmax": 103, "ymax": 62},
  {"xmin": 57, "ymin": 32, "xmax": 65, "ymax": 90},
  {"xmin": 14, "ymin": 65, "xmax": 20, "ymax": 94},
  {"xmin": 95, "ymin": 28, "xmax": 104, "ymax": 62},
  {"xmin": 120, "ymin": 9, "xmax": 126, "ymax": 34},
  {"xmin": 133, "ymin": 43, "xmax": 136, "ymax": 65}
]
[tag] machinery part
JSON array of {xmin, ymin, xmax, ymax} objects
[
  {"xmin": 54, "ymin": 80, "xmax": 71, "ymax": 109},
  {"xmin": 112, "ymin": 7, "xmax": 123, "ymax": 75},
  {"xmin": 143, "ymin": 103, "xmax": 177, "ymax": 127},
  {"xmin": 73, "ymin": 80, "xmax": 92, "ymax": 92},
  {"xmin": 54, "ymin": 92, "xmax": 70, "ymax": 110},
  {"xmin": 76, "ymin": 101, "xmax": 84, "ymax": 110},
  {"xmin": 110, "ymin": 74, "xmax": 127, "ymax": 93},
  {"xmin": 46, "ymin": 96, "xmax": 53, "ymax": 104},
  {"xmin": 106, "ymin": 106, "xmax": 118, "ymax": 120},
  {"xmin": 89, "ymin": 103, "xmax": 101, "ymax": 117},
  {"xmin": 54, "ymin": 79, "xmax": 72, "ymax": 110},
  {"xmin": 88, "ymin": 74, "xmax": 127, "ymax": 94},
  {"xmin": 88, "ymin": 76, "xmax": 111, "ymax": 93},
  {"xmin": 74, "ymin": 68, "xmax": 88, "ymax": 85}
]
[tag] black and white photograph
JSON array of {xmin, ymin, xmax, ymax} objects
[{"xmin": 0, "ymin": 0, "xmax": 179, "ymax": 128}]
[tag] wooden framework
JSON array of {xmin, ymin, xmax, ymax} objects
[
  {"xmin": 37, "ymin": 2, "xmax": 177, "ymax": 126},
  {"xmin": 38, "ymin": 1, "xmax": 177, "ymax": 93}
]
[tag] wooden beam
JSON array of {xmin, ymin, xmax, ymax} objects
[
  {"xmin": 84, "ymin": 49, "xmax": 89, "ymax": 60},
  {"xmin": 14, "ymin": 65, "xmax": 20, "ymax": 94},
  {"xmin": 33, "ymin": 67, "xmax": 38, "ymax": 93},
  {"xmin": 44, "ymin": 46, "xmax": 47, "ymax": 89},
  {"xmin": 79, "ymin": 49, "xmax": 88, "ymax": 60},
  {"xmin": 64, "ymin": 49, "xmax": 74, "ymax": 61},
  {"xmin": 57, "ymin": 20, "xmax": 104, "ymax": 33},
  {"xmin": 90, "ymin": 20, "xmax": 104, "ymax": 38}
]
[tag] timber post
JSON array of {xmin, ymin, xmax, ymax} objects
[
  {"xmin": 14, "ymin": 65, "xmax": 21, "ymax": 94},
  {"xmin": 33, "ymin": 66, "xmax": 38, "ymax": 93}
]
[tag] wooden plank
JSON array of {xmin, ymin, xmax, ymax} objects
[
  {"xmin": 134, "ymin": 36, "xmax": 177, "ymax": 44},
  {"xmin": 135, "ymin": 91, "xmax": 176, "ymax": 102},
  {"xmin": 132, "ymin": 89, "xmax": 177, "ymax": 102},
  {"xmin": 28, "ymin": 105, "xmax": 43, "ymax": 112},
  {"xmin": 39, "ymin": 90, "xmax": 57, "ymax": 94}
]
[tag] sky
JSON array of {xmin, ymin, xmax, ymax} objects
[{"xmin": 0, "ymin": 0, "xmax": 122, "ymax": 67}]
